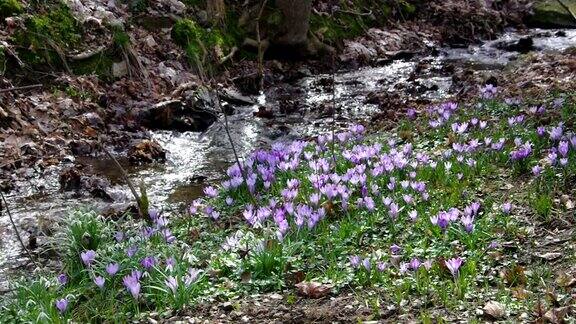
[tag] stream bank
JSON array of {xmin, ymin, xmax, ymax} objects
[{"xmin": 1, "ymin": 27, "xmax": 575, "ymax": 292}]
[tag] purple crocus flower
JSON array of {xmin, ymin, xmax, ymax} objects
[
  {"xmin": 149, "ymin": 209, "xmax": 159, "ymax": 222},
  {"xmin": 184, "ymin": 268, "xmax": 202, "ymax": 286},
  {"xmin": 377, "ymin": 262, "xmax": 388, "ymax": 272},
  {"xmin": 550, "ymin": 124, "xmax": 563, "ymax": 141},
  {"xmin": 410, "ymin": 258, "xmax": 421, "ymax": 270},
  {"xmin": 460, "ymin": 215, "xmax": 474, "ymax": 233},
  {"xmin": 502, "ymin": 202, "xmax": 512, "ymax": 214},
  {"xmin": 362, "ymin": 258, "xmax": 371, "ymax": 271},
  {"xmin": 559, "ymin": 141, "xmax": 569, "ymax": 157},
  {"xmin": 122, "ymin": 271, "xmax": 141, "ymax": 299},
  {"xmin": 445, "ymin": 257, "xmax": 463, "ymax": 277},
  {"xmin": 141, "ymin": 256, "xmax": 156, "ymax": 269},
  {"xmin": 114, "ymin": 231, "xmax": 124, "ymax": 243},
  {"xmin": 127, "ymin": 246, "xmax": 138, "ymax": 258},
  {"xmin": 106, "ymin": 263, "xmax": 119, "ymax": 276},
  {"xmin": 80, "ymin": 250, "xmax": 96, "ymax": 266},
  {"xmin": 55, "ymin": 298, "xmax": 68, "ymax": 313},
  {"xmin": 225, "ymin": 197, "xmax": 234, "ymax": 206},
  {"xmin": 532, "ymin": 165, "xmax": 543, "ymax": 176},
  {"xmin": 399, "ymin": 262, "xmax": 410, "ymax": 274},
  {"xmin": 165, "ymin": 276, "xmax": 178, "ymax": 294},
  {"xmin": 423, "ymin": 260, "xmax": 433, "ymax": 270},
  {"xmin": 389, "ymin": 203, "xmax": 399, "ymax": 219},
  {"xmin": 349, "ymin": 255, "xmax": 361, "ymax": 268},
  {"xmin": 57, "ymin": 273, "xmax": 68, "ymax": 285},
  {"xmin": 94, "ymin": 276, "xmax": 105, "ymax": 289},
  {"xmin": 408, "ymin": 210, "xmax": 418, "ymax": 221},
  {"xmin": 203, "ymin": 186, "xmax": 218, "ymax": 198},
  {"xmin": 406, "ymin": 108, "xmax": 416, "ymax": 120},
  {"xmin": 480, "ymin": 84, "xmax": 497, "ymax": 99},
  {"xmin": 165, "ymin": 257, "xmax": 176, "ymax": 272},
  {"xmin": 390, "ymin": 244, "xmax": 401, "ymax": 255}
]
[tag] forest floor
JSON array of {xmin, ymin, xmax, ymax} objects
[{"xmin": 1, "ymin": 0, "xmax": 576, "ymax": 323}]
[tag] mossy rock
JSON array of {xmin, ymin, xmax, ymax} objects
[
  {"xmin": 0, "ymin": 46, "xmax": 6, "ymax": 75},
  {"xmin": 0, "ymin": 0, "xmax": 23, "ymax": 18},
  {"xmin": 529, "ymin": 0, "xmax": 576, "ymax": 28},
  {"xmin": 13, "ymin": 3, "xmax": 82, "ymax": 69}
]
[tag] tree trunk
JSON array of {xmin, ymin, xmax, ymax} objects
[
  {"xmin": 274, "ymin": 0, "xmax": 312, "ymax": 53},
  {"xmin": 207, "ymin": 0, "xmax": 226, "ymax": 24}
]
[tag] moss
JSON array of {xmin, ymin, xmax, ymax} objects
[
  {"xmin": 0, "ymin": 46, "xmax": 6, "ymax": 75},
  {"xmin": 14, "ymin": 3, "xmax": 81, "ymax": 67},
  {"xmin": 69, "ymin": 51, "xmax": 115, "ymax": 80},
  {"xmin": 0, "ymin": 0, "xmax": 23, "ymax": 18},
  {"xmin": 172, "ymin": 18, "xmax": 239, "ymax": 66},
  {"xmin": 529, "ymin": 0, "xmax": 576, "ymax": 28},
  {"xmin": 129, "ymin": 0, "xmax": 148, "ymax": 13}
]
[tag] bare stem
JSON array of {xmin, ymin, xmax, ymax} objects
[
  {"xmin": 98, "ymin": 141, "xmax": 148, "ymax": 220},
  {"xmin": 211, "ymin": 84, "xmax": 255, "ymax": 202},
  {"xmin": 0, "ymin": 84, "xmax": 43, "ymax": 93},
  {"xmin": 0, "ymin": 191, "xmax": 40, "ymax": 267},
  {"xmin": 330, "ymin": 53, "xmax": 338, "ymax": 165},
  {"xmin": 256, "ymin": 0, "xmax": 268, "ymax": 91}
]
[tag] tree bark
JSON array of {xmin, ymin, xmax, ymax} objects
[
  {"xmin": 274, "ymin": 0, "xmax": 312, "ymax": 52},
  {"xmin": 207, "ymin": 0, "xmax": 226, "ymax": 24}
]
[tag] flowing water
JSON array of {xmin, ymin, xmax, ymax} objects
[{"xmin": 1, "ymin": 28, "xmax": 575, "ymax": 292}]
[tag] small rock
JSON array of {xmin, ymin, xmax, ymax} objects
[
  {"xmin": 269, "ymin": 293, "xmax": 283, "ymax": 300},
  {"xmin": 69, "ymin": 139, "xmax": 94, "ymax": 155},
  {"xmin": 59, "ymin": 168, "xmax": 82, "ymax": 191},
  {"xmin": 221, "ymin": 301, "xmax": 234, "ymax": 312},
  {"xmin": 112, "ymin": 61, "xmax": 128, "ymax": 78},
  {"xmin": 144, "ymin": 35, "xmax": 157, "ymax": 48},
  {"xmin": 127, "ymin": 139, "xmax": 166, "ymax": 165},
  {"xmin": 483, "ymin": 301, "xmax": 506, "ymax": 319}
]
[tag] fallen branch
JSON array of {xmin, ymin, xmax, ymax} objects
[
  {"xmin": 218, "ymin": 46, "xmax": 239, "ymax": 65},
  {"xmin": 255, "ymin": 0, "xmax": 268, "ymax": 91},
  {"xmin": 0, "ymin": 191, "xmax": 40, "ymax": 267},
  {"xmin": 67, "ymin": 45, "xmax": 108, "ymax": 61},
  {"xmin": 98, "ymin": 141, "xmax": 149, "ymax": 220},
  {"xmin": 0, "ymin": 84, "xmax": 43, "ymax": 94},
  {"xmin": 556, "ymin": 0, "xmax": 576, "ymax": 23}
]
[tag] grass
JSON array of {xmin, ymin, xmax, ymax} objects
[{"xmin": 1, "ymin": 88, "xmax": 575, "ymax": 322}]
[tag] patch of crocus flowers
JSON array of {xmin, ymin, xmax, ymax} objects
[
  {"xmin": 52, "ymin": 209, "xmax": 203, "ymax": 315},
  {"xmin": 186, "ymin": 88, "xmax": 574, "ymax": 295}
]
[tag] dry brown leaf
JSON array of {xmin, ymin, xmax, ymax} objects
[
  {"xmin": 295, "ymin": 281, "xmax": 333, "ymax": 299},
  {"xmin": 536, "ymin": 252, "xmax": 563, "ymax": 261},
  {"xmin": 240, "ymin": 271, "xmax": 252, "ymax": 283},
  {"xmin": 512, "ymin": 287, "xmax": 530, "ymax": 300},
  {"xmin": 544, "ymin": 306, "xmax": 571, "ymax": 324},
  {"xmin": 483, "ymin": 301, "xmax": 506, "ymax": 319},
  {"xmin": 556, "ymin": 273, "xmax": 576, "ymax": 288}
]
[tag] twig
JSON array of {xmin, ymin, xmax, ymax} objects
[
  {"xmin": 98, "ymin": 141, "xmax": 147, "ymax": 219},
  {"xmin": 211, "ymin": 83, "xmax": 254, "ymax": 202},
  {"xmin": 255, "ymin": 0, "xmax": 268, "ymax": 91},
  {"xmin": 330, "ymin": 51, "xmax": 337, "ymax": 165},
  {"xmin": 556, "ymin": 0, "xmax": 576, "ymax": 22},
  {"xmin": 218, "ymin": 46, "xmax": 239, "ymax": 65},
  {"xmin": 0, "ymin": 192, "xmax": 40, "ymax": 267},
  {"xmin": 0, "ymin": 84, "xmax": 43, "ymax": 93},
  {"xmin": 67, "ymin": 45, "xmax": 108, "ymax": 61},
  {"xmin": 337, "ymin": 9, "xmax": 373, "ymax": 16}
]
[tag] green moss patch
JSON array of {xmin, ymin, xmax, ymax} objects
[
  {"xmin": 14, "ymin": 3, "xmax": 82, "ymax": 68},
  {"xmin": 0, "ymin": 0, "xmax": 23, "ymax": 18}
]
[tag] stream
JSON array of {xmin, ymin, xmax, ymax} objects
[{"xmin": 1, "ymin": 28, "xmax": 575, "ymax": 292}]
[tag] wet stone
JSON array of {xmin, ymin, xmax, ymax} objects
[
  {"xmin": 59, "ymin": 168, "xmax": 82, "ymax": 191},
  {"xmin": 127, "ymin": 139, "xmax": 166, "ymax": 165}
]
